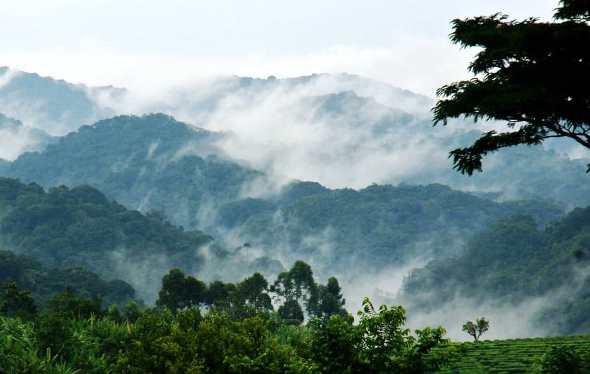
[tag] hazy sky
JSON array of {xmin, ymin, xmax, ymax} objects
[{"xmin": 1, "ymin": 0, "xmax": 555, "ymax": 95}]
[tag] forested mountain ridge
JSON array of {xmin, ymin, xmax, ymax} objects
[
  {"xmin": 218, "ymin": 182, "xmax": 564, "ymax": 275},
  {"xmin": 0, "ymin": 66, "xmax": 121, "ymax": 135},
  {"xmin": 4, "ymin": 113, "xmax": 263, "ymax": 229},
  {"xmin": 2, "ymin": 67, "xmax": 590, "ymax": 207},
  {"xmin": 0, "ymin": 177, "xmax": 214, "ymax": 302},
  {"xmin": 401, "ymin": 206, "xmax": 590, "ymax": 335},
  {"xmin": 0, "ymin": 112, "xmax": 567, "ymax": 285}
]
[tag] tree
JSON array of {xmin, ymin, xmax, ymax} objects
[
  {"xmin": 433, "ymin": 0, "xmax": 590, "ymax": 175},
  {"xmin": 271, "ymin": 261, "xmax": 319, "ymax": 317},
  {"xmin": 277, "ymin": 299, "xmax": 305, "ymax": 325},
  {"xmin": 156, "ymin": 269, "xmax": 207, "ymax": 312},
  {"xmin": 462, "ymin": 317, "xmax": 490, "ymax": 342},
  {"xmin": 316, "ymin": 277, "xmax": 348, "ymax": 319},
  {"xmin": 205, "ymin": 280, "xmax": 235, "ymax": 309},
  {"xmin": 356, "ymin": 298, "xmax": 448, "ymax": 373},
  {"xmin": 0, "ymin": 282, "xmax": 37, "ymax": 320},
  {"xmin": 537, "ymin": 346, "xmax": 588, "ymax": 373},
  {"xmin": 235, "ymin": 272, "xmax": 273, "ymax": 313}
]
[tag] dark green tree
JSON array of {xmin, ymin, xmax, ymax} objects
[
  {"xmin": 462, "ymin": 317, "xmax": 490, "ymax": 343},
  {"xmin": 434, "ymin": 0, "xmax": 590, "ymax": 175},
  {"xmin": 316, "ymin": 277, "xmax": 348, "ymax": 319},
  {"xmin": 271, "ymin": 261, "xmax": 319, "ymax": 317},
  {"xmin": 156, "ymin": 269, "xmax": 207, "ymax": 312},
  {"xmin": 235, "ymin": 272, "xmax": 273, "ymax": 312},
  {"xmin": 205, "ymin": 280, "xmax": 236, "ymax": 309},
  {"xmin": 538, "ymin": 346, "xmax": 587, "ymax": 373},
  {"xmin": 45, "ymin": 289, "xmax": 102, "ymax": 320},
  {"xmin": 277, "ymin": 299, "xmax": 305, "ymax": 325},
  {"xmin": 0, "ymin": 282, "xmax": 37, "ymax": 320}
]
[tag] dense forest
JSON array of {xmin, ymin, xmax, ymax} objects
[
  {"xmin": 401, "ymin": 207, "xmax": 590, "ymax": 335},
  {"xmin": 0, "ymin": 177, "xmax": 214, "ymax": 301}
]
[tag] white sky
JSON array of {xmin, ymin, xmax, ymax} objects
[{"xmin": 1, "ymin": 0, "xmax": 556, "ymax": 95}]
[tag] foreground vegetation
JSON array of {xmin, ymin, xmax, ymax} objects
[
  {"xmin": 434, "ymin": 336, "xmax": 590, "ymax": 373},
  {"xmin": 0, "ymin": 265, "xmax": 451, "ymax": 374}
]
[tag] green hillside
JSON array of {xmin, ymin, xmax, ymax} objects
[
  {"xmin": 0, "ymin": 249, "xmax": 136, "ymax": 307},
  {"xmin": 435, "ymin": 335, "xmax": 590, "ymax": 373},
  {"xmin": 402, "ymin": 207, "xmax": 590, "ymax": 335},
  {"xmin": 0, "ymin": 177, "xmax": 214, "ymax": 302},
  {"xmin": 226, "ymin": 183, "xmax": 563, "ymax": 272},
  {"xmin": 5, "ymin": 113, "xmax": 262, "ymax": 229}
]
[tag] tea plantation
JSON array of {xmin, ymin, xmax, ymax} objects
[{"xmin": 435, "ymin": 335, "xmax": 590, "ymax": 373}]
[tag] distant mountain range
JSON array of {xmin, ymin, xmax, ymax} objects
[
  {"xmin": 0, "ymin": 113, "xmax": 564, "ymax": 286},
  {"xmin": 1, "ymin": 66, "xmax": 588, "ymax": 207},
  {"xmin": 2, "ymin": 67, "xmax": 590, "ymax": 335}
]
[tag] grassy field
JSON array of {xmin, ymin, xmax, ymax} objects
[{"xmin": 433, "ymin": 335, "xmax": 590, "ymax": 373}]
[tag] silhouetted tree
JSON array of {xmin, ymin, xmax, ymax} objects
[
  {"xmin": 277, "ymin": 299, "xmax": 305, "ymax": 325},
  {"xmin": 0, "ymin": 282, "xmax": 37, "ymax": 320},
  {"xmin": 316, "ymin": 277, "xmax": 348, "ymax": 318},
  {"xmin": 156, "ymin": 269, "xmax": 207, "ymax": 312},
  {"xmin": 434, "ymin": 0, "xmax": 590, "ymax": 174},
  {"xmin": 271, "ymin": 261, "xmax": 319, "ymax": 316},
  {"xmin": 462, "ymin": 317, "xmax": 490, "ymax": 342}
]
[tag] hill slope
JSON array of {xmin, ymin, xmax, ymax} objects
[
  {"xmin": 0, "ymin": 250, "xmax": 136, "ymax": 307},
  {"xmin": 401, "ymin": 207, "xmax": 590, "ymax": 335},
  {"xmin": 4, "ymin": 113, "xmax": 262, "ymax": 229},
  {"xmin": 219, "ymin": 182, "xmax": 563, "ymax": 276},
  {"xmin": 0, "ymin": 177, "xmax": 214, "ymax": 302}
]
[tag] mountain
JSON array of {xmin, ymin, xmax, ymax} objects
[
  {"xmin": 0, "ymin": 112, "xmax": 566, "ymax": 282},
  {"xmin": 400, "ymin": 207, "xmax": 590, "ymax": 335},
  {"xmin": 4, "ymin": 113, "xmax": 262, "ymax": 229},
  {"xmin": 2, "ymin": 68, "xmax": 589, "ymax": 209},
  {"xmin": 0, "ymin": 66, "xmax": 121, "ymax": 135},
  {"xmin": 0, "ymin": 177, "xmax": 214, "ymax": 302},
  {"xmin": 215, "ymin": 182, "xmax": 563, "ymax": 278}
]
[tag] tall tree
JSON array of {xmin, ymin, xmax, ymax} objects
[
  {"xmin": 316, "ymin": 277, "xmax": 348, "ymax": 318},
  {"xmin": 271, "ymin": 261, "xmax": 319, "ymax": 317},
  {"xmin": 156, "ymin": 269, "xmax": 207, "ymax": 312},
  {"xmin": 434, "ymin": 0, "xmax": 590, "ymax": 175}
]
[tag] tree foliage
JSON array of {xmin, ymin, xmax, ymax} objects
[
  {"xmin": 434, "ymin": 0, "xmax": 590, "ymax": 174},
  {"xmin": 462, "ymin": 318, "xmax": 490, "ymax": 342}
]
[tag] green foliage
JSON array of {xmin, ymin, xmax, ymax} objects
[
  {"xmin": 433, "ymin": 1, "xmax": 590, "ymax": 174},
  {"xmin": 6, "ymin": 114, "xmax": 262, "ymax": 229},
  {"xmin": 0, "ymin": 280, "xmax": 450, "ymax": 374},
  {"xmin": 0, "ymin": 249, "xmax": 135, "ymax": 308},
  {"xmin": 272, "ymin": 261, "xmax": 320, "ymax": 317},
  {"xmin": 535, "ymin": 345, "xmax": 590, "ymax": 373},
  {"xmin": 316, "ymin": 277, "xmax": 347, "ymax": 319},
  {"xmin": 157, "ymin": 268, "xmax": 207, "ymax": 312},
  {"xmin": 0, "ymin": 316, "xmax": 76, "ymax": 374},
  {"xmin": 0, "ymin": 282, "xmax": 37, "ymax": 320},
  {"xmin": 0, "ymin": 177, "xmax": 212, "ymax": 301},
  {"xmin": 237, "ymin": 183, "xmax": 562, "ymax": 273},
  {"xmin": 309, "ymin": 315, "xmax": 360, "ymax": 373},
  {"xmin": 278, "ymin": 300, "xmax": 305, "ymax": 326}
]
